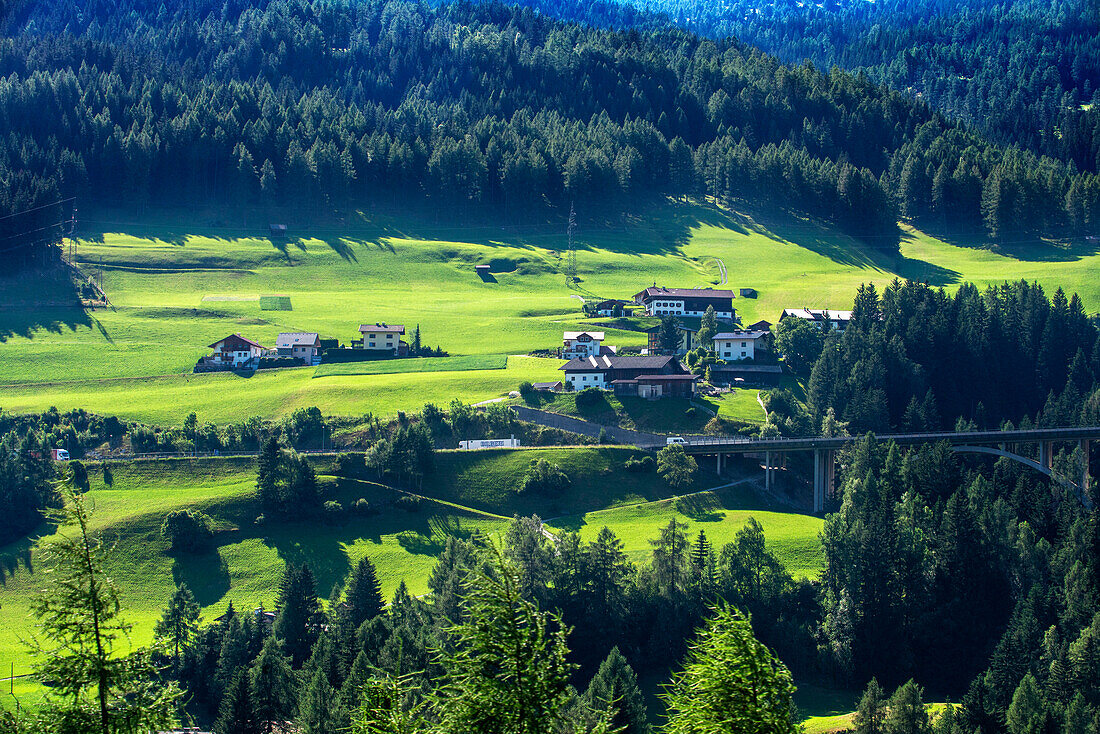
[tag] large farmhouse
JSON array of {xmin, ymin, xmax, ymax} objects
[
  {"xmin": 206, "ymin": 334, "xmax": 265, "ymax": 368},
  {"xmin": 780, "ymin": 308, "xmax": 852, "ymax": 332},
  {"xmin": 560, "ymin": 354, "xmax": 698, "ymax": 397},
  {"xmin": 633, "ymin": 286, "xmax": 736, "ymax": 320},
  {"xmin": 358, "ymin": 323, "xmax": 407, "ymax": 356}
]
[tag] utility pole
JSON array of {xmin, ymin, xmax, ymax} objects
[{"xmin": 565, "ymin": 202, "xmax": 577, "ymax": 285}]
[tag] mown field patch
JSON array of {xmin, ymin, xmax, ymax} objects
[{"xmin": 259, "ymin": 294, "xmax": 292, "ymax": 310}]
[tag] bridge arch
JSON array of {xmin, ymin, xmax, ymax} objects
[{"xmin": 951, "ymin": 445, "xmax": 1092, "ymax": 509}]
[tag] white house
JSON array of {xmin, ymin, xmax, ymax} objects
[
  {"xmin": 208, "ymin": 334, "xmax": 265, "ymax": 367},
  {"xmin": 633, "ymin": 286, "xmax": 736, "ymax": 320},
  {"xmin": 358, "ymin": 323, "xmax": 406, "ymax": 355},
  {"xmin": 562, "ymin": 331, "xmax": 611, "ymax": 359},
  {"xmin": 780, "ymin": 308, "xmax": 853, "ymax": 332},
  {"xmin": 712, "ymin": 330, "xmax": 771, "ymax": 361},
  {"xmin": 276, "ymin": 332, "xmax": 322, "ymax": 365}
]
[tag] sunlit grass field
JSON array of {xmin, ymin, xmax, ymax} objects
[
  {"xmin": 4, "ymin": 203, "xmax": 1099, "ymax": 425},
  {"xmin": 548, "ymin": 483, "xmax": 826, "ymax": 581},
  {"xmin": 0, "ymin": 450, "xmax": 822, "ymax": 711}
]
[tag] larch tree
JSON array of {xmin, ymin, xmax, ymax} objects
[
  {"xmin": 28, "ymin": 480, "xmax": 180, "ymax": 734},
  {"xmin": 663, "ymin": 604, "xmax": 799, "ymax": 734},
  {"xmin": 154, "ymin": 582, "xmax": 201, "ymax": 676}
]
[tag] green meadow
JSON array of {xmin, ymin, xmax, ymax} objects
[
  {"xmin": 0, "ymin": 450, "xmax": 821, "ymax": 708},
  {"xmin": 548, "ymin": 483, "xmax": 825, "ymax": 581},
  {"xmin": 3, "ymin": 203, "xmax": 1100, "ymax": 425},
  {"xmin": 313, "ymin": 354, "xmax": 509, "ymax": 378}
]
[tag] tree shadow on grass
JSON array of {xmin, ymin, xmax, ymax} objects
[
  {"xmin": 171, "ymin": 548, "xmax": 231, "ymax": 607},
  {"xmin": 674, "ymin": 493, "xmax": 724, "ymax": 522},
  {"xmin": 0, "ymin": 539, "xmax": 36, "ymax": 586},
  {"xmin": 916, "ymin": 221, "xmax": 1100, "ymax": 264},
  {"xmin": 0, "ymin": 271, "xmax": 91, "ymax": 343}
]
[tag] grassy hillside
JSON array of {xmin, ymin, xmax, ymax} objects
[
  {"xmin": 430, "ymin": 445, "xmax": 722, "ymax": 517},
  {"xmin": 3, "ymin": 203, "xmax": 1100, "ymax": 425},
  {"xmin": 0, "ymin": 447, "xmax": 820, "ymax": 706},
  {"xmin": 549, "ymin": 483, "xmax": 825, "ymax": 580},
  {"xmin": 0, "ymin": 458, "xmax": 511, "ymax": 703}
]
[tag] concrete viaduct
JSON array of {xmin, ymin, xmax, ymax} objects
[{"xmin": 674, "ymin": 426, "xmax": 1100, "ymax": 513}]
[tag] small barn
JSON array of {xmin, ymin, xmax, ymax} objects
[
  {"xmin": 269, "ymin": 223, "xmax": 288, "ymax": 238},
  {"xmin": 739, "ymin": 287, "xmax": 757, "ymax": 298}
]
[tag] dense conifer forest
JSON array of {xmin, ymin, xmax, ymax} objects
[
  {"xmin": 585, "ymin": 0, "xmax": 1100, "ymax": 175},
  {"xmin": 2, "ymin": 0, "xmax": 1100, "ymax": 272}
]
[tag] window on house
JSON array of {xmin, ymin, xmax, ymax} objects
[{"xmin": 741, "ymin": 342, "xmax": 747, "ymax": 347}]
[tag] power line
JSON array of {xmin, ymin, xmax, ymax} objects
[{"xmin": 0, "ymin": 197, "xmax": 75, "ymax": 223}]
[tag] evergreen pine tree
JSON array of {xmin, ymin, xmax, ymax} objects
[
  {"xmin": 257, "ymin": 436, "xmax": 282, "ymax": 510},
  {"xmin": 583, "ymin": 647, "xmax": 650, "ymax": 734},
  {"xmin": 298, "ymin": 661, "xmax": 349, "ymax": 734},
  {"xmin": 275, "ymin": 564, "xmax": 323, "ymax": 667},
  {"xmin": 854, "ymin": 679, "xmax": 887, "ymax": 734},
  {"xmin": 885, "ymin": 679, "xmax": 930, "ymax": 734},
  {"xmin": 217, "ymin": 670, "xmax": 259, "ymax": 734},
  {"xmin": 154, "ymin": 583, "xmax": 201, "ymax": 676},
  {"xmin": 345, "ymin": 556, "xmax": 386, "ymax": 630},
  {"xmin": 250, "ymin": 636, "xmax": 297, "ymax": 734}
]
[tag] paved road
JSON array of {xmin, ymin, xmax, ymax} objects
[{"xmin": 511, "ymin": 406, "xmax": 664, "ymax": 447}]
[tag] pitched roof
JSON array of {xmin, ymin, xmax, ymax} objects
[
  {"xmin": 712, "ymin": 330, "xmax": 770, "ymax": 341},
  {"xmin": 560, "ymin": 354, "xmax": 677, "ymax": 372},
  {"xmin": 276, "ymin": 332, "xmax": 320, "ymax": 348},
  {"xmin": 359, "ymin": 323, "xmax": 405, "ymax": 334},
  {"xmin": 209, "ymin": 333, "xmax": 264, "ymax": 350},
  {"xmin": 563, "ymin": 331, "xmax": 605, "ymax": 341},
  {"xmin": 710, "ymin": 364, "xmax": 785, "ymax": 374},
  {"xmin": 747, "ymin": 319, "xmax": 773, "ymax": 330},
  {"xmin": 634, "ymin": 286, "xmax": 736, "ymax": 301}
]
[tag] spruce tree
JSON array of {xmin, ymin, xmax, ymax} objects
[
  {"xmin": 583, "ymin": 647, "xmax": 650, "ymax": 734},
  {"xmin": 154, "ymin": 583, "xmax": 201, "ymax": 676},
  {"xmin": 298, "ymin": 666, "xmax": 348, "ymax": 734},
  {"xmin": 345, "ymin": 556, "xmax": 386, "ymax": 630},
  {"xmin": 275, "ymin": 564, "xmax": 323, "ymax": 667},
  {"xmin": 250, "ymin": 636, "xmax": 297, "ymax": 734},
  {"xmin": 885, "ymin": 679, "xmax": 930, "ymax": 734},
  {"xmin": 854, "ymin": 679, "xmax": 887, "ymax": 734},
  {"xmin": 257, "ymin": 436, "xmax": 282, "ymax": 510},
  {"xmin": 217, "ymin": 670, "xmax": 259, "ymax": 734}
]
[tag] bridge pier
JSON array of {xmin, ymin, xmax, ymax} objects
[
  {"xmin": 1040, "ymin": 441, "xmax": 1053, "ymax": 470},
  {"xmin": 716, "ymin": 453, "xmax": 723, "ymax": 475},
  {"xmin": 765, "ymin": 451, "xmax": 771, "ymax": 492},
  {"xmin": 1083, "ymin": 439, "xmax": 1091, "ymax": 495},
  {"xmin": 813, "ymin": 448, "xmax": 835, "ymax": 514}
]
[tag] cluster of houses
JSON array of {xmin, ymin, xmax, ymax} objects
[
  {"xmin": 197, "ymin": 323, "xmax": 411, "ymax": 372},
  {"xmin": 550, "ymin": 286, "xmax": 853, "ymax": 398},
  {"xmin": 195, "ymin": 283, "xmax": 853, "ymax": 402}
]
